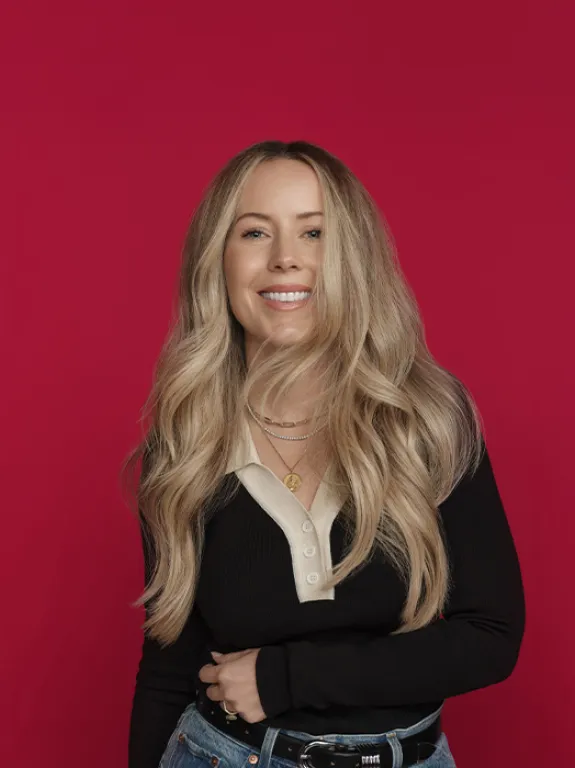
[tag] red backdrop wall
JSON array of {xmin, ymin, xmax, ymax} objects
[{"xmin": 1, "ymin": 2, "xmax": 573, "ymax": 766}]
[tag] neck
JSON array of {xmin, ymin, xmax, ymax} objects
[
  {"xmin": 244, "ymin": 339, "xmax": 328, "ymax": 424},
  {"xmin": 247, "ymin": 382, "xmax": 321, "ymax": 424}
]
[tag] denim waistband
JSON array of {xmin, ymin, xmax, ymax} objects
[
  {"xmin": 274, "ymin": 703, "xmax": 444, "ymax": 745},
  {"xmin": 170, "ymin": 703, "xmax": 445, "ymax": 768}
]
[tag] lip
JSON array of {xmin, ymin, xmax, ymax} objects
[
  {"xmin": 258, "ymin": 294, "xmax": 311, "ymax": 311},
  {"xmin": 257, "ymin": 284, "xmax": 312, "ymax": 293}
]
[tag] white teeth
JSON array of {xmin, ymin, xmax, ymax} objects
[{"xmin": 260, "ymin": 291, "xmax": 311, "ymax": 302}]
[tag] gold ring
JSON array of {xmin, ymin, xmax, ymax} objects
[{"xmin": 223, "ymin": 700, "xmax": 238, "ymax": 717}]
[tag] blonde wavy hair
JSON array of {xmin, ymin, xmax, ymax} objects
[{"xmin": 121, "ymin": 139, "xmax": 485, "ymax": 646}]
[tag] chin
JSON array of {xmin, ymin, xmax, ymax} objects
[{"xmin": 248, "ymin": 325, "xmax": 309, "ymax": 350}]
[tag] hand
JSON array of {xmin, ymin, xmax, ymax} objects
[{"xmin": 198, "ymin": 648, "xmax": 267, "ymax": 724}]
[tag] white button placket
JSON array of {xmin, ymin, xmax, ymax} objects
[
  {"xmin": 299, "ymin": 517, "xmax": 324, "ymax": 597},
  {"xmin": 234, "ymin": 421, "xmax": 344, "ymax": 603},
  {"xmin": 303, "ymin": 546, "xmax": 316, "ymax": 557}
]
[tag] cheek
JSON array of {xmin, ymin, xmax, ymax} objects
[
  {"xmin": 224, "ymin": 248, "xmax": 259, "ymax": 298},
  {"xmin": 223, "ymin": 257, "xmax": 259, "ymax": 322}
]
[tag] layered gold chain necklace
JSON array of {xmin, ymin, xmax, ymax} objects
[{"xmin": 245, "ymin": 401, "xmax": 325, "ymax": 492}]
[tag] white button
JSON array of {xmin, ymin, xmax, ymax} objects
[
  {"xmin": 303, "ymin": 546, "xmax": 316, "ymax": 557},
  {"xmin": 306, "ymin": 572, "xmax": 320, "ymax": 584},
  {"xmin": 302, "ymin": 520, "xmax": 314, "ymax": 533}
]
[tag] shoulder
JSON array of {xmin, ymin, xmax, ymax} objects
[{"xmin": 438, "ymin": 438, "xmax": 511, "ymax": 545}]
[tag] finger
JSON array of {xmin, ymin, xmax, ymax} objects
[
  {"xmin": 198, "ymin": 664, "xmax": 220, "ymax": 684},
  {"xmin": 211, "ymin": 649, "xmax": 253, "ymax": 663},
  {"xmin": 205, "ymin": 684, "xmax": 224, "ymax": 702}
]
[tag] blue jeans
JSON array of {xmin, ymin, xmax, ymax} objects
[{"xmin": 159, "ymin": 702, "xmax": 456, "ymax": 768}]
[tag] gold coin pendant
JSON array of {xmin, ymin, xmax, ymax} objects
[{"xmin": 283, "ymin": 473, "xmax": 302, "ymax": 492}]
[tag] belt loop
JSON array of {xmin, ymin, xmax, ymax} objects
[
  {"xmin": 385, "ymin": 732, "xmax": 403, "ymax": 768},
  {"xmin": 259, "ymin": 726, "xmax": 281, "ymax": 768}
]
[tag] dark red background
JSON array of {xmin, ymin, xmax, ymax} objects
[{"xmin": 1, "ymin": 2, "xmax": 573, "ymax": 766}]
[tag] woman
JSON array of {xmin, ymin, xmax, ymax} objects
[{"xmin": 125, "ymin": 140, "xmax": 525, "ymax": 768}]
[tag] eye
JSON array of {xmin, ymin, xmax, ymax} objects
[{"xmin": 240, "ymin": 227, "xmax": 322, "ymax": 240}]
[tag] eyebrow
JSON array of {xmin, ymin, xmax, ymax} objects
[{"xmin": 234, "ymin": 211, "xmax": 324, "ymax": 225}]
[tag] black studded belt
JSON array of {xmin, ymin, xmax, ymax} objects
[{"xmin": 195, "ymin": 690, "xmax": 441, "ymax": 768}]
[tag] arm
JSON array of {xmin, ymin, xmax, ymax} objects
[
  {"xmin": 128, "ymin": 514, "xmax": 210, "ymax": 768},
  {"xmin": 255, "ymin": 442, "xmax": 526, "ymax": 717}
]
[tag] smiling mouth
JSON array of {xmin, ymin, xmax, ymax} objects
[{"xmin": 257, "ymin": 291, "xmax": 311, "ymax": 310}]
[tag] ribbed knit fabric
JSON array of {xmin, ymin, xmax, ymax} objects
[{"xmin": 128, "ymin": 444, "xmax": 525, "ymax": 768}]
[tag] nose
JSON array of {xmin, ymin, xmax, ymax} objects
[{"xmin": 268, "ymin": 233, "xmax": 300, "ymax": 269}]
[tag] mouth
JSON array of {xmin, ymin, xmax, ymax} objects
[{"xmin": 257, "ymin": 290, "xmax": 312, "ymax": 311}]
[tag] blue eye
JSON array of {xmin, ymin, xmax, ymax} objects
[{"xmin": 240, "ymin": 228, "xmax": 322, "ymax": 239}]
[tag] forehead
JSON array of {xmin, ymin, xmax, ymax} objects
[{"xmin": 237, "ymin": 158, "xmax": 322, "ymax": 212}]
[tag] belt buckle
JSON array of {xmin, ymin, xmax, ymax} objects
[{"xmin": 297, "ymin": 739, "xmax": 361, "ymax": 768}]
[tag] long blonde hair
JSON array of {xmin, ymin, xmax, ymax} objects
[{"xmin": 121, "ymin": 140, "xmax": 485, "ymax": 646}]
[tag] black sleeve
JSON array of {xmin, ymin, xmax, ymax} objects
[
  {"xmin": 128, "ymin": 515, "xmax": 211, "ymax": 768},
  {"xmin": 255, "ymin": 443, "xmax": 526, "ymax": 717}
]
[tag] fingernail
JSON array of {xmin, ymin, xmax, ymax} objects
[{"xmin": 211, "ymin": 651, "xmax": 222, "ymax": 657}]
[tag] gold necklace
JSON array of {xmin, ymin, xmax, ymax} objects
[
  {"xmin": 248, "ymin": 403, "xmax": 311, "ymax": 428},
  {"xmin": 246, "ymin": 402, "xmax": 322, "ymax": 440},
  {"xmin": 247, "ymin": 406, "xmax": 321, "ymax": 492}
]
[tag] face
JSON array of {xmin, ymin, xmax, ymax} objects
[{"xmin": 223, "ymin": 158, "xmax": 323, "ymax": 362}]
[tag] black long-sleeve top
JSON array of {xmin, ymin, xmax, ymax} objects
[{"xmin": 128, "ymin": 430, "xmax": 525, "ymax": 768}]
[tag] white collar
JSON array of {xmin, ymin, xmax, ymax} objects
[{"xmin": 225, "ymin": 415, "xmax": 262, "ymax": 474}]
